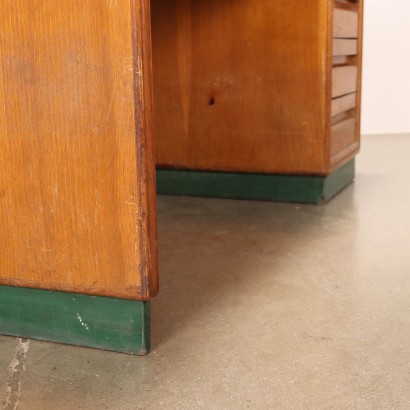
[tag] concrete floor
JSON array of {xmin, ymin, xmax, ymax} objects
[{"xmin": 1, "ymin": 134, "xmax": 410, "ymax": 409}]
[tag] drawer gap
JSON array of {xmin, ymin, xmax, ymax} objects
[
  {"xmin": 334, "ymin": 1, "xmax": 359, "ymax": 12},
  {"xmin": 331, "ymin": 93, "xmax": 357, "ymax": 117},
  {"xmin": 332, "ymin": 108, "xmax": 356, "ymax": 126},
  {"xmin": 333, "ymin": 56, "xmax": 357, "ymax": 67}
]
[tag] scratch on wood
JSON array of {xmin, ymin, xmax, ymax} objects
[
  {"xmin": 107, "ymin": 148, "xmax": 117, "ymax": 170},
  {"xmin": 125, "ymin": 197, "xmax": 138, "ymax": 208},
  {"xmin": 2, "ymin": 338, "xmax": 30, "ymax": 410}
]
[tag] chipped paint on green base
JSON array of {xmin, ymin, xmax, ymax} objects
[
  {"xmin": 0, "ymin": 286, "xmax": 150, "ymax": 355},
  {"xmin": 157, "ymin": 160, "xmax": 355, "ymax": 204}
]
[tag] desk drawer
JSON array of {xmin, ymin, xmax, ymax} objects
[
  {"xmin": 334, "ymin": 8, "xmax": 359, "ymax": 38},
  {"xmin": 331, "ymin": 117, "xmax": 356, "ymax": 156},
  {"xmin": 332, "ymin": 93, "xmax": 357, "ymax": 117},
  {"xmin": 333, "ymin": 39, "xmax": 358, "ymax": 56},
  {"xmin": 332, "ymin": 66, "xmax": 357, "ymax": 98}
]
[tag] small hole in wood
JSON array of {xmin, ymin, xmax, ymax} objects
[{"xmin": 209, "ymin": 97, "xmax": 216, "ymax": 106}]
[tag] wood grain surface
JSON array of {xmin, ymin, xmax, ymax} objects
[
  {"xmin": 0, "ymin": 0, "xmax": 158, "ymax": 300},
  {"xmin": 152, "ymin": 0, "xmax": 330, "ymax": 175},
  {"xmin": 152, "ymin": 0, "xmax": 363, "ymax": 176}
]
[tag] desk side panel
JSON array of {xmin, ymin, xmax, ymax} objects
[{"xmin": 0, "ymin": 0, "xmax": 158, "ymax": 300}]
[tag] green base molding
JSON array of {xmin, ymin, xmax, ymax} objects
[
  {"xmin": 0, "ymin": 286, "xmax": 150, "ymax": 355},
  {"xmin": 157, "ymin": 160, "xmax": 355, "ymax": 204}
]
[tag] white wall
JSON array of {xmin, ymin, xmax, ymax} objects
[{"xmin": 361, "ymin": 0, "xmax": 410, "ymax": 135}]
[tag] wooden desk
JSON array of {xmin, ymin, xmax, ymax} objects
[
  {"xmin": 153, "ymin": 0, "xmax": 363, "ymax": 203},
  {"xmin": 0, "ymin": 0, "xmax": 363, "ymax": 354}
]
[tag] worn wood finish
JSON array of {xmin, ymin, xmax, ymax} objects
[
  {"xmin": 0, "ymin": 1, "xmax": 158, "ymax": 300},
  {"xmin": 152, "ymin": 0, "xmax": 364, "ymax": 177}
]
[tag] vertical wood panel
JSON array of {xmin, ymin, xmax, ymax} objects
[
  {"xmin": 0, "ymin": 0, "xmax": 158, "ymax": 300},
  {"xmin": 152, "ymin": 0, "xmax": 329, "ymax": 175}
]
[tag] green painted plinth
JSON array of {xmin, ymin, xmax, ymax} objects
[
  {"xmin": 157, "ymin": 160, "xmax": 355, "ymax": 204},
  {"xmin": 0, "ymin": 286, "xmax": 150, "ymax": 355}
]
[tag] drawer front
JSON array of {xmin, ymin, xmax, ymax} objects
[
  {"xmin": 333, "ymin": 39, "xmax": 357, "ymax": 56},
  {"xmin": 332, "ymin": 93, "xmax": 357, "ymax": 117},
  {"xmin": 331, "ymin": 117, "xmax": 357, "ymax": 156},
  {"xmin": 334, "ymin": 9, "xmax": 359, "ymax": 38},
  {"xmin": 329, "ymin": 1, "xmax": 362, "ymax": 167},
  {"xmin": 332, "ymin": 66, "xmax": 357, "ymax": 98}
]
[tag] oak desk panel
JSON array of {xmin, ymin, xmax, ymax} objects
[{"xmin": 0, "ymin": 0, "xmax": 158, "ymax": 300}]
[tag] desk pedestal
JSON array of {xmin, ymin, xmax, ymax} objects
[{"xmin": 0, "ymin": 1, "xmax": 157, "ymax": 354}]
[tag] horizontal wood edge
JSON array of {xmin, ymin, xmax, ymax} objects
[
  {"xmin": 330, "ymin": 142, "xmax": 360, "ymax": 171},
  {"xmin": 331, "ymin": 116, "xmax": 357, "ymax": 156},
  {"xmin": 332, "ymin": 93, "xmax": 357, "ymax": 117},
  {"xmin": 0, "ymin": 277, "xmax": 153, "ymax": 301}
]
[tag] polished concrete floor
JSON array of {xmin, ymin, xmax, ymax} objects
[{"xmin": 1, "ymin": 134, "xmax": 410, "ymax": 409}]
